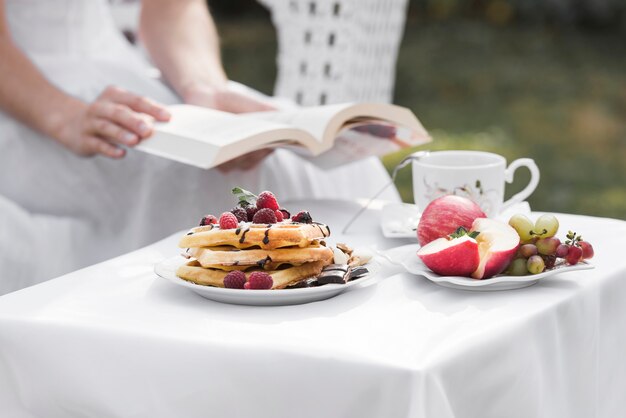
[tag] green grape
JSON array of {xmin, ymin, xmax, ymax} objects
[
  {"xmin": 509, "ymin": 214, "xmax": 535, "ymax": 242},
  {"xmin": 527, "ymin": 255, "xmax": 546, "ymax": 275},
  {"xmin": 533, "ymin": 214, "xmax": 559, "ymax": 239},
  {"xmin": 508, "ymin": 258, "xmax": 529, "ymax": 276},
  {"xmin": 536, "ymin": 237, "xmax": 561, "ymax": 255}
]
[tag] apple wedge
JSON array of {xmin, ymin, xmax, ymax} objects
[
  {"xmin": 471, "ymin": 218, "xmax": 520, "ymax": 279},
  {"xmin": 417, "ymin": 235, "xmax": 480, "ymax": 277}
]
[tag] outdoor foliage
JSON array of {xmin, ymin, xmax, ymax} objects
[{"xmin": 213, "ymin": 5, "xmax": 626, "ymax": 220}]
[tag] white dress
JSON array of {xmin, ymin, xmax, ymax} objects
[{"xmin": 0, "ymin": 0, "xmax": 399, "ymax": 294}]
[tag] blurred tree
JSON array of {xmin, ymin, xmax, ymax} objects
[
  {"xmin": 207, "ymin": 0, "xmax": 269, "ymax": 17},
  {"xmin": 207, "ymin": 0, "xmax": 625, "ymax": 30}
]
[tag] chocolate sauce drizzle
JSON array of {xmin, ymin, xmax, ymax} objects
[
  {"xmin": 312, "ymin": 222, "xmax": 330, "ymax": 237},
  {"xmin": 256, "ymin": 256, "xmax": 272, "ymax": 268},
  {"xmin": 239, "ymin": 228, "xmax": 250, "ymax": 244},
  {"xmin": 262, "ymin": 224, "xmax": 273, "ymax": 245}
]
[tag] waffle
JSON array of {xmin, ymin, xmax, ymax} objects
[
  {"xmin": 179, "ymin": 221, "xmax": 331, "ymax": 250},
  {"xmin": 187, "ymin": 244, "xmax": 334, "ymax": 270},
  {"xmin": 176, "ymin": 260, "xmax": 327, "ymax": 289}
]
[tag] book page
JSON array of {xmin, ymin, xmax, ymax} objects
[
  {"xmin": 154, "ymin": 105, "xmax": 288, "ymax": 146},
  {"xmin": 138, "ymin": 105, "xmax": 316, "ymax": 168},
  {"xmin": 244, "ymin": 103, "xmax": 354, "ymax": 144}
]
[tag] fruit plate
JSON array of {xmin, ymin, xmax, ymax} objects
[
  {"xmin": 154, "ymin": 256, "xmax": 380, "ymax": 306},
  {"xmin": 383, "ymin": 244, "xmax": 594, "ymax": 291}
]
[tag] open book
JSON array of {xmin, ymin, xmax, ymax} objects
[{"xmin": 138, "ymin": 102, "xmax": 431, "ymax": 169}]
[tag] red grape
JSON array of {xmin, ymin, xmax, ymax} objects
[
  {"xmin": 555, "ymin": 244, "xmax": 569, "ymax": 258},
  {"xmin": 519, "ymin": 244, "xmax": 538, "ymax": 258},
  {"xmin": 543, "ymin": 254, "xmax": 557, "ymax": 269},
  {"xmin": 579, "ymin": 241, "xmax": 594, "ymax": 260},
  {"xmin": 565, "ymin": 246, "xmax": 583, "ymax": 265}
]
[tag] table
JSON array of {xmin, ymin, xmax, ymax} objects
[{"xmin": 1, "ymin": 199, "xmax": 625, "ymax": 418}]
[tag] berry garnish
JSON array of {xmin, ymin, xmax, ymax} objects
[
  {"xmin": 231, "ymin": 207, "xmax": 248, "ymax": 223},
  {"xmin": 291, "ymin": 211, "xmax": 313, "ymax": 223},
  {"xmin": 245, "ymin": 206, "xmax": 258, "ymax": 222},
  {"xmin": 252, "ymin": 208, "xmax": 277, "ymax": 224},
  {"xmin": 199, "ymin": 214, "xmax": 218, "ymax": 226},
  {"xmin": 275, "ymin": 210, "xmax": 284, "ymax": 222},
  {"xmin": 219, "ymin": 212, "xmax": 239, "ymax": 229},
  {"xmin": 256, "ymin": 191, "xmax": 280, "ymax": 211},
  {"xmin": 279, "ymin": 208, "xmax": 291, "ymax": 219},
  {"xmin": 245, "ymin": 271, "xmax": 273, "ymax": 290},
  {"xmin": 223, "ymin": 271, "xmax": 247, "ymax": 289}
]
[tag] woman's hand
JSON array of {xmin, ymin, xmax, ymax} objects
[
  {"xmin": 183, "ymin": 83, "xmax": 277, "ymax": 171},
  {"xmin": 183, "ymin": 83, "xmax": 276, "ymax": 114},
  {"xmin": 53, "ymin": 86, "xmax": 171, "ymax": 159}
]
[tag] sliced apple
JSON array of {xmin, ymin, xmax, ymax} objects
[
  {"xmin": 417, "ymin": 235, "xmax": 480, "ymax": 277},
  {"xmin": 471, "ymin": 218, "xmax": 520, "ymax": 279}
]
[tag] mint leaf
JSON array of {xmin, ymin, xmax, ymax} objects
[
  {"xmin": 469, "ymin": 231, "xmax": 480, "ymax": 239},
  {"xmin": 231, "ymin": 187, "xmax": 257, "ymax": 207},
  {"xmin": 448, "ymin": 227, "xmax": 479, "ymax": 240}
]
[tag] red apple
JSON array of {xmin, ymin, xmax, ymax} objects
[
  {"xmin": 471, "ymin": 218, "xmax": 520, "ymax": 279},
  {"xmin": 417, "ymin": 235, "xmax": 480, "ymax": 276},
  {"xmin": 417, "ymin": 195, "xmax": 487, "ymax": 246}
]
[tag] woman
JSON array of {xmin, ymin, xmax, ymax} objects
[{"xmin": 0, "ymin": 0, "xmax": 399, "ymax": 294}]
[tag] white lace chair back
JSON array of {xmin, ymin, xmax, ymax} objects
[{"xmin": 259, "ymin": 0, "xmax": 409, "ymax": 105}]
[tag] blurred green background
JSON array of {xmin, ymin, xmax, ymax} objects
[{"xmin": 209, "ymin": 0, "xmax": 626, "ymax": 220}]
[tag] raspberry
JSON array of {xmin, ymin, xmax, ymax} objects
[
  {"xmin": 231, "ymin": 207, "xmax": 248, "ymax": 223},
  {"xmin": 256, "ymin": 191, "xmax": 280, "ymax": 211},
  {"xmin": 223, "ymin": 270, "xmax": 247, "ymax": 289},
  {"xmin": 219, "ymin": 212, "xmax": 239, "ymax": 229},
  {"xmin": 245, "ymin": 271, "xmax": 273, "ymax": 290},
  {"xmin": 291, "ymin": 211, "xmax": 313, "ymax": 224},
  {"xmin": 274, "ymin": 210, "xmax": 284, "ymax": 222},
  {"xmin": 252, "ymin": 208, "xmax": 277, "ymax": 224},
  {"xmin": 245, "ymin": 206, "xmax": 258, "ymax": 222},
  {"xmin": 199, "ymin": 214, "xmax": 218, "ymax": 226}
]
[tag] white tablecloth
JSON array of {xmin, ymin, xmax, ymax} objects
[{"xmin": 1, "ymin": 200, "xmax": 625, "ymax": 418}]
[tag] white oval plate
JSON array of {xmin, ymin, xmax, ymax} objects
[
  {"xmin": 155, "ymin": 256, "xmax": 379, "ymax": 306},
  {"xmin": 383, "ymin": 244, "xmax": 594, "ymax": 291}
]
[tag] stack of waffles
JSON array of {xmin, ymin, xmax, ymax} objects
[{"xmin": 177, "ymin": 221, "xmax": 334, "ymax": 289}]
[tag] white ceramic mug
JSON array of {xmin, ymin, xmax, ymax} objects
[{"xmin": 411, "ymin": 150, "xmax": 540, "ymax": 217}]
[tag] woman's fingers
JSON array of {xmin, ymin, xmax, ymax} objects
[
  {"xmin": 215, "ymin": 90, "xmax": 277, "ymax": 114},
  {"xmin": 101, "ymin": 86, "xmax": 171, "ymax": 121},
  {"xmin": 83, "ymin": 135, "xmax": 125, "ymax": 159},
  {"xmin": 90, "ymin": 101, "xmax": 152, "ymax": 138},
  {"xmin": 90, "ymin": 118, "xmax": 139, "ymax": 146}
]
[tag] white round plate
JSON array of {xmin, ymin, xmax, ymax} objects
[
  {"xmin": 383, "ymin": 244, "xmax": 594, "ymax": 291},
  {"xmin": 154, "ymin": 256, "xmax": 378, "ymax": 306}
]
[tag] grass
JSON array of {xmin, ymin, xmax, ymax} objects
[{"xmin": 216, "ymin": 16, "xmax": 626, "ymax": 220}]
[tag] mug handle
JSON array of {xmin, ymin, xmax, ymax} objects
[{"xmin": 502, "ymin": 158, "xmax": 540, "ymax": 210}]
